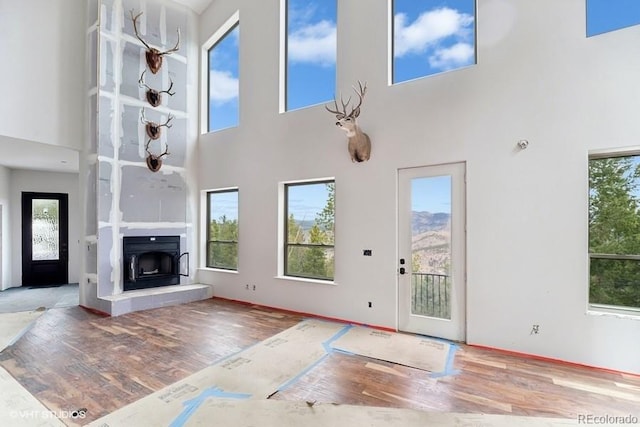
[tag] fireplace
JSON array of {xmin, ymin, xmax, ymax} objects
[{"xmin": 123, "ymin": 236, "xmax": 188, "ymax": 291}]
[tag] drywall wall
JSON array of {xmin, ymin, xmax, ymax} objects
[
  {"xmin": 0, "ymin": 166, "xmax": 10, "ymax": 290},
  {"xmin": 0, "ymin": 0, "xmax": 85, "ymax": 150},
  {"xmin": 197, "ymin": 0, "xmax": 640, "ymax": 374},
  {"xmin": 9, "ymin": 169, "xmax": 80, "ymax": 288}
]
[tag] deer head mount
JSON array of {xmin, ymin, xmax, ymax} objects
[
  {"xmin": 140, "ymin": 109, "xmax": 173, "ymax": 140},
  {"xmin": 145, "ymin": 139, "xmax": 169, "ymax": 172},
  {"xmin": 131, "ymin": 10, "xmax": 180, "ymax": 74},
  {"xmin": 325, "ymin": 81, "xmax": 371, "ymax": 163},
  {"xmin": 139, "ymin": 70, "xmax": 174, "ymax": 107}
]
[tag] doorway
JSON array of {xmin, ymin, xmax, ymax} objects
[
  {"xmin": 397, "ymin": 163, "xmax": 466, "ymax": 341},
  {"xmin": 21, "ymin": 192, "xmax": 69, "ymax": 286}
]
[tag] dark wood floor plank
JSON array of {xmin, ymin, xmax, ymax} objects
[{"xmin": 0, "ymin": 298, "xmax": 638, "ymax": 425}]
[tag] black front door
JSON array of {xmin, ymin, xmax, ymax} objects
[{"xmin": 21, "ymin": 192, "xmax": 69, "ymax": 286}]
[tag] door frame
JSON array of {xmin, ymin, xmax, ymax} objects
[
  {"xmin": 21, "ymin": 192, "xmax": 69, "ymax": 286},
  {"xmin": 397, "ymin": 162, "xmax": 467, "ymax": 342}
]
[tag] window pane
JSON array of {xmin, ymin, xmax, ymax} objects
[
  {"xmin": 393, "ymin": 0, "xmax": 476, "ymax": 84},
  {"xmin": 286, "ymin": 0, "xmax": 336, "ymax": 111},
  {"xmin": 208, "ymin": 241, "xmax": 238, "ymax": 270},
  {"xmin": 286, "ymin": 181, "xmax": 335, "ymax": 279},
  {"xmin": 589, "ymin": 156, "xmax": 640, "ymax": 256},
  {"xmin": 207, "ymin": 190, "xmax": 238, "ymax": 270},
  {"xmin": 410, "ymin": 176, "xmax": 451, "ymax": 319},
  {"xmin": 590, "ymin": 258, "xmax": 640, "ymax": 309},
  {"xmin": 32, "ymin": 199, "xmax": 59, "ymax": 261},
  {"xmin": 587, "ymin": 0, "xmax": 640, "ymax": 37},
  {"xmin": 589, "ymin": 154, "xmax": 640, "ymax": 310},
  {"xmin": 287, "ymin": 246, "xmax": 334, "ymax": 280},
  {"xmin": 208, "ymin": 25, "xmax": 239, "ymax": 132}
]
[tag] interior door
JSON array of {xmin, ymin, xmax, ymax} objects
[
  {"xmin": 21, "ymin": 192, "xmax": 69, "ymax": 286},
  {"xmin": 398, "ymin": 163, "xmax": 466, "ymax": 341}
]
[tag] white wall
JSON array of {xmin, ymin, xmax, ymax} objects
[
  {"xmin": 197, "ymin": 0, "xmax": 640, "ymax": 374},
  {"xmin": 0, "ymin": 165, "xmax": 10, "ymax": 290},
  {"xmin": 9, "ymin": 169, "xmax": 81, "ymax": 287},
  {"xmin": 0, "ymin": 0, "xmax": 85, "ymax": 150}
]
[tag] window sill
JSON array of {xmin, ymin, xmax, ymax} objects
[
  {"xmin": 587, "ymin": 305, "xmax": 640, "ymax": 321},
  {"xmin": 275, "ymin": 275, "xmax": 336, "ymax": 286},
  {"xmin": 198, "ymin": 267, "xmax": 238, "ymax": 274}
]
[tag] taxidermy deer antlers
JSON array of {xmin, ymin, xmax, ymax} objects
[
  {"xmin": 325, "ymin": 81, "xmax": 371, "ymax": 163},
  {"xmin": 131, "ymin": 10, "xmax": 180, "ymax": 74},
  {"xmin": 140, "ymin": 109, "xmax": 173, "ymax": 140},
  {"xmin": 145, "ymin": 139, "xmax": 169, "ymax": 172},
  {"xmin": 139, "ymin": 70, "xmax": 174, "ymax": 107}
]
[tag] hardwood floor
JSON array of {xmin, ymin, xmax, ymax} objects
[{"xmin": 0, "ymin": 298, "xmax": 638, "ymax": 425}]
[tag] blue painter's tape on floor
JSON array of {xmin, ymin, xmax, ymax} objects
[
  {"xmin": 277, "ymin": 323, "xmax": 353, "ymax": 392},
  {"xmin": 169, "ymin": 387, "xmax": 251, "ymax": 427},
  {"xmin": 430, "ymin": 343, "xmax": 460, "ymax": 378}
]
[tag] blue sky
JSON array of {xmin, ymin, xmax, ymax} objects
[
  {"xmin": 209, "ymin": 190, "xmax": 238, "ymax": 221},
  {"xmin": 587, "ymin": 0, "xmax": 640, "ymax": 36},
  {"xmin": 412, "ymin": 176, "xmax": 451, "ymax": 214},
  {"xmin": 208, "ymin": 25, "xmax": 239, "ymax": 131},
  {"xmin": 287, "ymin": 182, "xmax": 331, "ymax": 221},
  {"xmin": 393, "ymin": 0, "xmax": 476, "ymax": 83}
]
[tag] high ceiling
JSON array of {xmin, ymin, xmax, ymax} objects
[
  {"xmin": 0, "ymin": 0, "xmax": 215, "ymax": 174},
  {"xmin": 173, "ymin": 0, "xmax": 214, "ymax": 14}
]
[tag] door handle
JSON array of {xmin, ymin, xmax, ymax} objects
[{"xmin": 399, "ymin": 267, "xmax": 406, "ymax": 275}]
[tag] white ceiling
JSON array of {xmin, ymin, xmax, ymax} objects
[
  {"xmin": 0, "ymin": 135, "xmax": 79, "ymax": 174},
  {"xmin": 172, "ymin": 0, "xmax": 214, "ymax": 14}
]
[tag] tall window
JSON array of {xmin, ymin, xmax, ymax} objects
[
  {"xmin": 285, "ymin": 181, "xmax": 335, "ymax": 280},
  {"xmin": 284, "ymin": 0, "xmax": 337, "ymax": 111},
  {"xmin": 208, "ymin": 19, "xmax": 239, "ymax": 132},
  {"xmin": 392, "ymin": 0, "xmax": 476, "ymax": 84},
  {"xmin": 207, "ymin": 189, "xmax": 239, "ymax": 270},
  {"xmin": 587, "ymin": 0, "xmax": 640, "ymax": 37},
  {"xmin": 589, "ymin": 153, "xmax": 640, "ymax": 313}
]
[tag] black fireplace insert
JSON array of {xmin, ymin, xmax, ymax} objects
[{"xmin": 123, "ymin": 236, "xmax": 188, "ymax": 291}]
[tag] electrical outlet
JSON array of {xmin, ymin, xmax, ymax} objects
[
  {"xmin": 363, "ymin": 249, "xmax": 372, "ymax": 256},
  {"xmin": 245, "ymin": 284, "xmax": 249, "ymax": 290},
  {"xmin": 368, "ymin": 301, "xmax": 372, "ymax": 308},
  {"xmin": 530, "ymin": 324, "xmax": 540, "ymax": 335},
  {"xmin": 253, "ymin": 285, "xmax": 256, "ymax": 291}
]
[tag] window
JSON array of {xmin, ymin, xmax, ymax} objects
[
  {"xmin": 206, "ymin": 189, "xmax": 239, "ymax": 270},
  {"xmin": 284, "ymin": 180, "xmax": 335, "ymax": 280},
  {"xmin": 284, "ymin": 0, "xmax": 337, "ymax": 111},
  {"xmin": 587, "ymin": 0, "xmax": 640, "ymax": 37},
  {"xmin": 207, "ymin": 17, "xmax": 239, "ymax": 132},
  {"xmin": 391, "ymin": 0, "xmax": 476, "ymax": 84},
  {"xmin": 589, "ymin": 153, "xmax": 640, "ymax": 313}
]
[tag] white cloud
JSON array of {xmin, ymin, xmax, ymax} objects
[
  {"xmin": 428, "ymin": 42, "xmax": 474, "ymax": 70},
  {"xmin": 288, "ymin": 20, "xmax": 336, "ymax": 67},
  {"xmin": 394, "ymin": 7, "xmax": 474, "ymax": 58},
  {"xmin": 209, "ymin": 70, "xmax": 238, "ymax": 105}
]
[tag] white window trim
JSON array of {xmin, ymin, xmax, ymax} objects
[
  {"xmin": 200, "ymin": 11, "xmax": 240, "ymax": 135},
  {"xmin": 277, "ymin": 177, "xmax": 335, "ymax": 281},
  {"xmin": 200, "ymin": 186, "xmax": 239, "ymax": 270},
  {"xmin": 587, "ymin": 147, "xmax": 640, "ymax": 318}
]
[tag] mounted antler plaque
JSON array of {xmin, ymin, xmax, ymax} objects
[
  {"xmin": 139, "ymin": 70, "xmax": 174, "ymax": 107},
  {"xmin": 130, "ymin": 10, "xmax": 180, "ymax": 74},
  {"xmin": 145, "ymin": 139, "xmax": 169, "ymax": 172},
  {"xmin": 325, "ymin": 81, "xmax": 371, "ymax": 163},
  {"xmin": 140, "ymin": 109, "xmax": 173, "ymax": 140}
]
